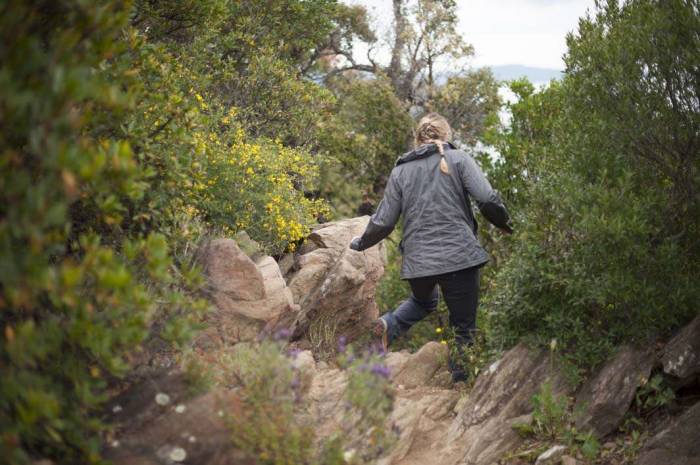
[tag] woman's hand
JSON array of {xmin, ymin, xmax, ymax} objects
[{"xmin": 349, "ymin": 236, "xmax": 362, "ymax": 251}]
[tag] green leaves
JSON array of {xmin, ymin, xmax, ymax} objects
[{"xmin": 485, "ymin": 0, "xmax": 700, "ymax": 373}]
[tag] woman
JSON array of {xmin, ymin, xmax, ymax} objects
[{"xmin": 349, "ymin": 113, "xmax": 512, "ymax": 382}]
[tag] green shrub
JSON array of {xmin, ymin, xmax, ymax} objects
[
  {"xmin": 512, "ymin": 380, "xmax": 600, "ymax": 462},
  {"xmin": 0, "ymin": 0, "xmax": 340, "ymax": 462},
  {"xmin": 485, "ymin": 0, "xmax": 700, "ymax": 373},
  {"xmin": 0, "ymin": 2, "xmax": 207, "ymax": 463}
]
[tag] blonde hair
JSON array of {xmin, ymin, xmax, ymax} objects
[{"xmin": 415, "ymin": 113, "xmax": 452, "ymax": 174}]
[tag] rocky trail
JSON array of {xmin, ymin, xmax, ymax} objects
[{"xmin": 104, "ymin": 217, "xmax": 700, "ymax": 465}]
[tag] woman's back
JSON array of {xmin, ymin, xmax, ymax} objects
[{"xmin": 390, "ymin": 143, "xmax": 489, "ymax": 278}]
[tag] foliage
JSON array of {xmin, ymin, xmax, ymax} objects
[
  {"xmin": 633, "ymin": 374, "xmax": 675, "ymax": 416},
  {"xmin": 319, "ymin": 77, "xmax": 413, "ymax": 213},
  {"xmin": 429, "ymin": 68, "xmax": 502, "ymax": 144},
  {"xmin": 512, "ymin": 380, "xmax": 600, "ymax": 462},
  {"xmin": 338, "ymin": 346, "xmax": 396, "ymax": 461},
  {"xmin": 1, "ymin": 0, "xmax": 341, "ymax": 462},
  {"xmin": 0, "ymin": 1, "xmax": 208, "ymax": 463},
  {"xmin": 224, "ymin": 340, "xmax": 315, "ymax": 465},
  {"xmin": 485, "ymin": 0, "xmax": 700, "ymax": 373}
]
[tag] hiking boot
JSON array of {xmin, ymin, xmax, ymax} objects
[{"xmin": 370, "ymin": 318, "xmax": 388, "ymax": 352}]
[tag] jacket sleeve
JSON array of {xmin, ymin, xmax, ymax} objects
[
  {"xmin": 458, "ymin": 153, "xmax": 513, "ymax": 233},
  {"xmin": 355, "ymin": 170, "xmax": 402, "ymax": 251}
]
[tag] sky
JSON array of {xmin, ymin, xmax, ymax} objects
[{"xmin": 345, "ymin": 0, "xmax": 597, "ymax": 70}]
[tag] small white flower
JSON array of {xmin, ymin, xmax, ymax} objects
[
  {"xmin": 155, "ymin": 393, "xmax": 171, "ymax": 406},
  {"xmin": 112, "ymin": 405, "xmax": 122, "ymax": 413},
  {"xmin": 175, "ymin": 404, "xmax": 186, "ymax": 413},
  {"xmin": 188, "ymin": 435, "xmax": 197, "ymax": 443},
  {"xmin": 343, "ymin": 449, "xmax": 356, "ymax": 462},
  {"xmin": 169, "ymin": 447, "xmax": 187, "ymax": 462},
  {"xmin": 111, "ymin": 440, "xmax": 120, "ymax": 448},
  {"xmin": 217, "ymin": 409, "xmax": 224, "ymax": 417}
]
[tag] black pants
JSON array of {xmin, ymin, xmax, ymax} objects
[{"xmin": 380, "ymin": 266, "xmax": 480, "ymax": 380}]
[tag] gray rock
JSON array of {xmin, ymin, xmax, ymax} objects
[
  {"xmin": 574, "ymin": 346, "xmax": 654, "ymax": 437},
  {"xmin": 442, "ymin": 343, "xmax": 571, "ymax": 465},
  {"xmin": 561, "ymin": 455, "xmax": 580, "ymax": 465},
  {"xmin": 535, "ymin": 445, "xmax": 567, "ymax": 465},
  {"xmin": 661, "ymin": 314, "xmax": 700, "ymax": 385},
  {"xmin": 635, "ymin": 400, "xmax": 700, "ymax": 465}
]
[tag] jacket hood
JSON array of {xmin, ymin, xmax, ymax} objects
[{"xmin": 396, "ymin": 141, "xmax": 457, "ymax": 166}]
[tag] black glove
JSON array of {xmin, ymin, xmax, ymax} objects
[{"xmin": 349, "ymin": 236, "xmax": 362, "ymax": 251}]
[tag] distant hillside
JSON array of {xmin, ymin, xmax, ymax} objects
[{"xmin": 490, "ymin": 64, "xmax": 563, "ymax": 83}]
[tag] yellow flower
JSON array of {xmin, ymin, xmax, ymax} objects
[
  {"xmin": 440, "ymin": 340, "xmax": 447, "ymax": 345},
  {"xmin": 435, "ymin": 327, "xmax": 443, "ymax": 334}
]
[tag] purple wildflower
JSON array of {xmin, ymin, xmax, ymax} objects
[
  {"xmin": 337, "ymin": 335, "xmax": 347, "ymax": 353},
  {"xmin": 287, "ymin": 348, "xmax": 301, "ymax": 359},
  {"xmin": 274, "ymin": 328, "xmax": 291, "ymax": 341},
  {"xmin": 370, "ymin": 363, "xmax": 391, "ymax": 379}
]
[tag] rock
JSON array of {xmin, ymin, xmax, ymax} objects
[
  {"xmin": 281, "ymin": 217, "xmax": 386, "ymax": 350},
  {"xmin": 233, "ymin": 230, "xmax": 263, "ymax": 261},
  {"xmin": 661, "ymin": 314, "xmax": 700, "ymax": 386},
  {"xmin": 104, "ymin": 372, "xmax": 255, "ymax": 465},
  {"xmin": 384, "ymin": 387, "xmax": 460, "ymax": 465},
  {"xmin": 440, "ymin": 343, "xmax": 570, "ymax": 465},
  {"xmin": 198, "ymin": 238, "xmax": 265, "ymax": 301},
  {"xmin": 535, "ymin": 445, "xmax": 567, "ymax": 465},
  {"xmin": 195, "ymin": 238, "xmax": 296, "ymax": 347},
  {"xmin": 574, "ymin": 346, "xmax": 654, "ymax": 437},
  {"xmin": 305, "ymin": 368, "xmax": 350, "ymax": 439},
  {"xmin": 392, "ymin": 342, "xmax": 450, "ymax": 388},
  {"xmin": 635, "ymin": 400, "xmax": 700, "ymax": 465},
  {"xmin": 277, "ymin": 252, "xmax": 296, "ymax": 278},
  {"xmin": 291, "ymin": 350, "xmax": 316, "ymax": 373},
  {"xmin": 561, "ymin": 455, "xmax": 580, "ymax": 465}
]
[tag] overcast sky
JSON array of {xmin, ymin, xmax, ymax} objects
[{"xmin": 346, "ymin": 0, "xmax": 597, "ymax": 70}]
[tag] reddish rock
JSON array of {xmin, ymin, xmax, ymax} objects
[
  {"xmin": 282, "ymin": 217, "xmax": 387, "ymax": 351},
  {"xmin": 195, "ymin": 238, "xmax": 296, "ymax": 347},
  {"xmin": 392, "ymin": 342, "xmax": 450, "ymax": 389}
]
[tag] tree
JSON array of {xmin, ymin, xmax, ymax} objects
[
  {"xmin": 430, "ymin": 68, "xmax": 501, "ymax": 144},
  {"xmin": 486, "ymin": 0, "xmax": 700, "ymax": 374}
]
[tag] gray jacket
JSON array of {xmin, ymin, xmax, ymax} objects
[{"xmin": 354, "ymin": 142, "xmax": 512, "ymax": 279}]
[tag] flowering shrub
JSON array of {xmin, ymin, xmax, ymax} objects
[
  {"xmin": 220, "ymin": 335, "xmax": 395, "ymax": 465},
  {"xmin": 194, "ymin": 126, "xmax": 328, "ymax": 253}
]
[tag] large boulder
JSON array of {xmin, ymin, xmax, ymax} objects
[
  {"xmin": 573, "ymin": 346, "xmax": 654, "ymax": 437},
  {"xmin": 661, "ymin": 314, "xmax": 700, "ymax": 387},
  {"xmin": 283, "ymin": 217, "xmax": 387, "ymax": 350},
  {"xmin": 195, "ymin": 238, "xmax": 296, "ymax": 347},
  {"xmin": 441, "ymin": 343, "xmax": 571, "ymax": 465},
  {"xmin": 635, "ymin": 400, "xmax": 700, "ymax": 465}
]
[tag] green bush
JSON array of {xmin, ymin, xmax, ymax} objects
[
  {"xmin": 0, "ymin": 2, "xmax": 207, "ymax": 463},
  {"xmin": 0, "ymin": 0, "xmax": 341, "ymax": 462},
  {"xmin": 486, "ymin": 0, "xmax": 700, "ymax": 374}
]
